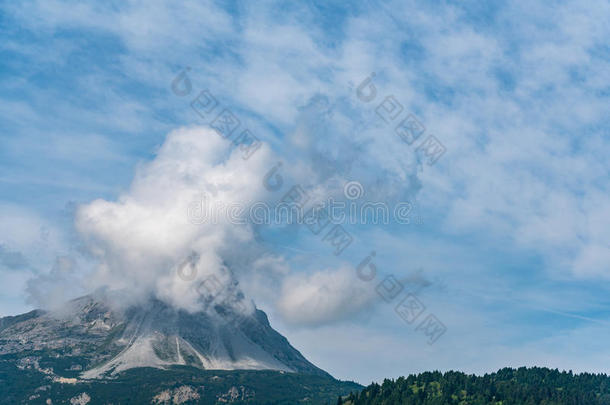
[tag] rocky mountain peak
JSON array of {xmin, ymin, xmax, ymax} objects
[{"xmin": 0, "ymin": 292, "xmax": 328, "ymax": 379}]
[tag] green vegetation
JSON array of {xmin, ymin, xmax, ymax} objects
[
  {"xmin": 0, "ymin": 360, "xmax": 361, "ymax": 404},
  {"xmin": 341, "ymin": 367, "xmax": 610, "ymax": 405},
  {"xmin": 6, "ymin": 361, "xmax": 610, "ymax": 404}
]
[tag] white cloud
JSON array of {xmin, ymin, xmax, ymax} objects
[
  {"xmin": 75, "ymin": 126, "xmax": 275, "ymax": 311},
  {"xmin": 277, "ymin": 266, "xmax": 377, "ymax": 326}
]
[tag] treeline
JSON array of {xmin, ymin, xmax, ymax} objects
[{"xmin": 338, "ymin": 367, "xmax": 610, "ymax": 405}]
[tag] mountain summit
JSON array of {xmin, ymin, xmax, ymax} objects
[{"xmin": 0, "ymin": 292, "xmax": 327, "ymax": 380}]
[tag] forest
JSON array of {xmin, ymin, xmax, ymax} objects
[{"xmin": 339, "ymin": 367, "xmax": 610, "ymax": 405}]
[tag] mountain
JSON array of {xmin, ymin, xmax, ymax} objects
[{"xmin": 0, "ymin": 292, "xmax": 360, "ymax": 404}]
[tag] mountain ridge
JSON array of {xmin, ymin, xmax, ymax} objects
[{"xmin": 0, "ymin": 292, "xmax": 328, "ymax": 380}]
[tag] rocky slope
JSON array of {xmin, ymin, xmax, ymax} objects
[{"xmin": 0, "ymin": 292, "xmax": 327, "ymax": 380}]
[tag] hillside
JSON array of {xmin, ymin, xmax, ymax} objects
[
  {"xmin": 0, "ymin": 362, "xmax": 361, "ymax": 404},
  {"xmin": 340, "ymin": 367, "xmax": 610, "ymax": 405}
]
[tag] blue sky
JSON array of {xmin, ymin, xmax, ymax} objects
[{"xmin": 1, "ymin": 0, "xmax": 610, "ymax": 385}]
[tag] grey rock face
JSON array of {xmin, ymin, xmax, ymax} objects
[{"xmin": 0, "ymin": 293, "xmax": 328, "ymax": 379}]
